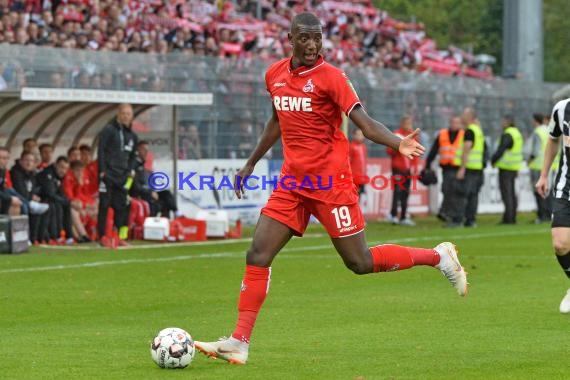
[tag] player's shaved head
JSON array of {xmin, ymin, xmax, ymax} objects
[
  {"xmin": 291, "ymin": 12, "xmax": 321, "ymax": 32},
  {"xmin": 288, "ymin": 12, "xmax": 322, "ymax": 69}
]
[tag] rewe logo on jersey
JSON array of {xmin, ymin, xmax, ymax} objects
[
  {"xmin": 302, "ymin": 79, "xmax": 314, "ymax": 93},
  {"xmin": 273, "ymin": 96, "xmax": 312, "ymax": 112},
  {"xmin": 273, "ymin": 82, "xmax": 286, "ymax": 87}
]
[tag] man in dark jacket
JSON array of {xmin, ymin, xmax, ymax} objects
[
  {"xmin": 491, "ymin": 115, "xmax": 524, "ymax": 224},
  {"xmin": 36, "ymin": 156, "xmax": 75, "ymax": 244},
  {"xmin": 10, "ymin": 151, "xmax": 49, "ymax": 242},
  {"xmin": 97, "ymin": 103, "xmax": 139, "ymax": 246},
  {"xmin": 425, "ymin": 116, "xmax": 464, "ymax": 223},
  {"xmin": 130, "ymin": 140, "xmax": 180, "ymax": 218}
]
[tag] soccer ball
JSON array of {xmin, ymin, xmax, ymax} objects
[{"xmin": 150, "ymin": 327, "xmax": 195, "ymax": 369}]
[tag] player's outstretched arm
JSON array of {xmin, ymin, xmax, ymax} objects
[
  {"xmin": 234, "ymin": 105, "xmax": 281, "ymax": 199},
  {"xmin": 349, "ymin": 106, "xmax": 425, "ymax": 159}
]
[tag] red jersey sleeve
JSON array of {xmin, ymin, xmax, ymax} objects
[
  {"xmin": 326, "ymin": 69, "xmax": 361, "ymax": 116},
  {"xmin": 84, "ymin": 163, "xmax": 99, "ymax": 197},
  {"xmin": 62, "ymin": 172, "xmax": 77, "ymax": 200},
  {"xmin": 5, "ymin": 170, "xmax": 12, "ymax": 188}
]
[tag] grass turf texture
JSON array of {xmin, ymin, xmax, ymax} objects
[{"xmin": 0, "ymin": 213, "xmax": 567, "ymax": 379}]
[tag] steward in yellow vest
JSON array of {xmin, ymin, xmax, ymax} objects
[
  {"xmin": 452, "ymin": 107, "xmax": 487, "ymax": 228},
  {"xmin": 491, "ymin": 115, "xmax": 523, "ymax": 224}
]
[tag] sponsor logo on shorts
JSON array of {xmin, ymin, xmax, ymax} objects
[{"xmin": 339, "ymin": 225, "xmax": 358, "ymax": 233}]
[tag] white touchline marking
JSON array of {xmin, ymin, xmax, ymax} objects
[
  {"xmin": 34, "ymin": 233, "xmax": 329, "ymax": 251},
  {"xmin": 0, "ymin": 229, "xmax": 549, "ymax": 274}
]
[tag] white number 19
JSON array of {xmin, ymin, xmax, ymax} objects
[{"xmin": 331, "ymin": 206, "xmax": 352, "ymax": 229}]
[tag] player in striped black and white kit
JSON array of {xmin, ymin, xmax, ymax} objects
[{"xmin": 536, "ymin": 98, "xmax": 570, "ymax": 313}]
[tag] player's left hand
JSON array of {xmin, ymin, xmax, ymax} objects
[
  {"xmin": 234, "ymin": 163, "xmax": 255, "ymax": 199},
  {"xmin": 399, "ymin": 128, "xmax": 425, "ymax": 159}
]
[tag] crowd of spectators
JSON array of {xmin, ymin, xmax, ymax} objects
[
  {"xmin": 0, "ymin": 139, "xmax": 96, "ymax": 244},
  {"xmin": 0, "ymin": 0, "xmax": 493, "ymax": 79},
  {"xmin": 0, "ymin": 126, "xmax": 179, "ymax": 246}
]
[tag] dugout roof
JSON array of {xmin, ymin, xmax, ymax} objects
[{"xmin": 0, "ymin": 88, "xmax": 212, "ymax": 150}]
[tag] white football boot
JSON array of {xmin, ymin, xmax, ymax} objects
[
  {"xmin": 434, "ymin": 242, "xmax": 468, "ymax": 297},
  {"xmin": 559, "ymin": 288, "xmax": 570, "ymax": 314},
  {"xmin": 194, "ymin": 336, "xmax": 249, "ymax": 364}
]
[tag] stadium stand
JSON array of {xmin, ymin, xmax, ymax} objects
[
  {"xmin": 0, "ymin": 2, "xmax": 565, "ymax": 246},
  {"xmin": 0, "ymin": 0, "xmax": 492, "ymax": 78}
]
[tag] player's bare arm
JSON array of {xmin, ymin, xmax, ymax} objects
[
  {"xmin": 536, "ymin": 136, "xmax": 560, "ymax": 198},
  {"xmin": 234, "ymin": 105, "xmax": 281, "ymax": 199},
  {"xmin": 349, "ymin": 106, "xmax": 425, "ymax": 159}
]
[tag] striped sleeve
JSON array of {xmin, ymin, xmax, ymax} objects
[{"xmin": 549, "ymin": 99, "xmax": 569, "ymax": 138}]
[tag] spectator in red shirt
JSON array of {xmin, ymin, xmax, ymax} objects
[
  {"xmin": 79, "ymin": 144, "xmax": 99, "ymax": 199},
  {"xmin": 0, "ymin": 146, "xmax": 23, "ymax": 215},
  {"xmin": 387, "ymin": 114, "xmax": 419, "ymax": 226},
  {"xmin": 63, "ymin": 160, "xmax": 95, "ymax": 209},
  {"xmin": 349, "ymin": 128, "xmax": 367, "ymax": 197},
  {"xmin": 63, "ymin": 159, "xmax": 97, "ymax": 238}
]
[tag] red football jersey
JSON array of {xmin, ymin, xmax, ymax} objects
[
  {"xmin": 84, "ymin": 161, "xmax": 99, "ymax": 197},
  {"xmin": 265, "ymin": 56, "xmax": 361, "ymax": 200},
  {"xmin": 4, "ymin": 169, "xmax": 12, "ymax": 188}
]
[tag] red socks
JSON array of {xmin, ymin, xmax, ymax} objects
[
  {"xmin": 230, "ymin": 247, "xmax": 438, "ymax": 341},
  {"xmin": 370, "ymin": 244, "xmax": 440, "ymax": 272},
  {"xmin": 232, "ymin": 265, "xmax": 271, "ymax": 344}
]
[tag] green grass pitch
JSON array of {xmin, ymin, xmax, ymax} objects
[{"xmin": 0, "ymin": 214, "xmax": 567, "ymax": 379}]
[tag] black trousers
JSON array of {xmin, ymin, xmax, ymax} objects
[
  {"xmin": 98, "ymin": 178, "xmax": 129, "ymax": 237},
  {"xmin": 158, "ymin": 190, "xmax": 178, "ymax": 216},
  {"xmin": 390, "ymin": 169, "xmax": 411, "ymax": 220},
  {"xmin": 440, "ymin": 166, "xmax": 458, "ymax": 218},
  {"xmin": 144, "ymin": 190, "xmax": 178, "ymax": 217},
  {"xmin": 29, "ymin": 214, "xmax": 42, "ymax": 242},
  {"xmin": 47, "ymin": 201, "xmax": 72, "ymax": 240},
  {"xmin": 530, "ymin": 169, "xmax": 551, "ymax": 221},
  {"xmin": 499, "ymin": 169, "xmax": 518, "ymax": 223},
  {"xmin": 453, "ymin": 170, "xmax": 483, "ymax": 224}
]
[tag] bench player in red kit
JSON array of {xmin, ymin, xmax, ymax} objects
[{"xmin": 195, "ymin": 12, "xmax": 468, "ymax": 364}]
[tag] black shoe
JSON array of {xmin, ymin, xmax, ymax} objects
[{"xmin": 79, "ymin": 235, "xmax": 92, "ymax": 243}]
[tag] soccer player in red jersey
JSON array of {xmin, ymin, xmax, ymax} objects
[{"xmin": 195, "ymin": 12, "xmax": 468, "ymax": 365}]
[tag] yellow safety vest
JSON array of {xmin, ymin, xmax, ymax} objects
[
  {"xmin": 528, "ymin": 126, "xmax": 548, "ymax": 170},
  {"xmin": 496, "ymin": 127, "xmax": 523, "ymax": 171},
  {"xmin": 455, "ymin": 123, "xmax": 484, "ymax": 170}
]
